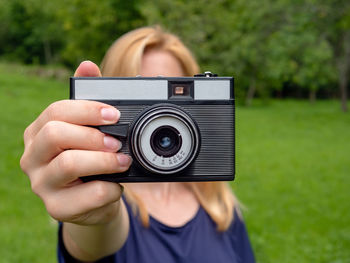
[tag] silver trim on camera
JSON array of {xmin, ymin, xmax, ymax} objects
[
  {"xmin": 194, "ymin": 80, "xmax": 230, "ymax": 100},
  {"xmin": 75, "ymin": 79, "xmax": 168, "ymax": 100},
  {"xmin": 73, "ymin": 78, "xmax": 231, "ymax": 100}
]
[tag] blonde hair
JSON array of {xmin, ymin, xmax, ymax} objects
[
  {"xmin": 101, "ymin": 26, "xmax": 237, "ymax": 231},
  {"xmin": 101, "ymin": 26, "xmax": 199, "ymax": 77}
]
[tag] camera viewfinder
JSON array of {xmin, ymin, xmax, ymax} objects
[
  {"xmin": 174, "ymin": 86, "xmax": 185, "ymax": 95},
  {"xmin": 168, "ymin": 81, "xmax": 194, "ymax": 100}
]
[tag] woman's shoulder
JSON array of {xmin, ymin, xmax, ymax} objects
[{"xmin": 226, "ymin": 207, "xmax": 256, "ymax": 263}]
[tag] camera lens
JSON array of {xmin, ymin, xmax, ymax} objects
[
  {"xmin": 150, "ymin": 126, "xmax": 182, "ymax": 158},
  {"xmin": 130, "ymin": 104, "xmax": 201, "ymax": 175},
  {"xmin": 160, "ymin": 137, "xmax": 171, "ymax": 148}
]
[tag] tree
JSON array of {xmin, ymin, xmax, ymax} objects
[
  {"xmin": 57, "ymin": 0, "xmax": 146, "ymax": 67},
  {"xmin": 314, "ymin": 0, "xmax": 350, "ymax": 112},
  {"xmin": 140, "ymin": 0, "xmax": 280, "ymax": 104},
  {"xmin": 265, "ymin": 2, "xmax": 337, "ymax": 103},
  {"xmin": 0, "ymin": 0, "xmax": 64, "ymax": 64},
  {"xmin": 140, "ymin": 0, "xmax": 339, "ymax": 105},
  {"xmin": 0, "ymin": 0, "xmax": 347, "ymax": 108}
]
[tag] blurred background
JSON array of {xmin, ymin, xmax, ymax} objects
[{"xmin": 0, "ymin": 0, "xmax": 349, "ymax": 262}]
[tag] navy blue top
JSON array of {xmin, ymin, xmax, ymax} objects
[{"xmin": 58, "ymin": 198, "xmax": 255, "ymax": 263}]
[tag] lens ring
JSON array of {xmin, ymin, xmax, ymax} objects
[{"xmin": 129, "ymin": 104, "xmax": 200, "ymax": 175}]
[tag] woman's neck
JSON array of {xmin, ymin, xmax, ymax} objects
[
  {"xmin": 125, "ymin": 182, "xmax": 199, "ymax": 227},
  {"xmin": 126, "ymin": 182, "xmax": 187, "ymax": 203}
]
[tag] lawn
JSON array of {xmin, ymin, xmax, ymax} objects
[
  {"xmin": 0, "ymin": 63, "xmax": 349, "ymax": 262},
  {"xmin": 235, "ymin": 100, "xmax": 350, "ymax": 262}
]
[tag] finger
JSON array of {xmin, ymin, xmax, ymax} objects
[
  {"xmin": 46, "ymin": 150, "xmax": 132, "ymax": 187},
  {"xmin": 74, "ymin": 61, "xmax": 102, "ymax": 77},
  {"xmin": 46, "ymin": 180, "xmax": 123, "ymax": 222},
  {"xmin": 24, "ymin": 100, "xmax": 120, "ymax": 146},
  {"xmin": 24, "ymin": 121, "xmax": 122, "ymax": 167},
  {"xmin": 24, "ymin": 61, "xmax": 102, "ymax": 147}
]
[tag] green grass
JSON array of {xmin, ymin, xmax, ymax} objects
[
  {"xmin": 1, "ymin": 63, "xmax": 349, "ymax": 262},
  {"xmin": 0, "ymin": 63, "xmax": 67, "ymax": 262},
  {"xmin": 234, "ymin": 100, "xmax": 350, "ymax": 262}
]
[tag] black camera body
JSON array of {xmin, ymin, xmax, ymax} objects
[{"xmin": 70, "ymin": 73, "xmax": 235, "ymax": 182}]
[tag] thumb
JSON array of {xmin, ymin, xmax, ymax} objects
[{"xmin": 74, "ymin": 61, "xmax": 102, "ymax": 77}]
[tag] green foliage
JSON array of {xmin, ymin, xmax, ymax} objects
[
  {"xmin": 0, "ymin": 0, "xmax": 64, "ymax": 64},
  {"xmin": 0, "ymin": 0, "xmax": 146, "ymax": 67},
  {"xmin": 56, "ymin": 0, "xmax": 146, "ymax": 67},
  {"xmin": 0, "ymin": 0, "xmax": 349, "ymax": 102},
  {"xmin": 139, "ymin": 0, "xmax": 340, "ymax": 100}
]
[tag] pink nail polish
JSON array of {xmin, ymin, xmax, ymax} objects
[
  {"xmin": 103, "ymin": 136, "xmax": 121, "ymax": 151},
  {"xmin": 117, "ymin": 154, "xmax": 132, "ymax": 167},
  {"xmin": 101, "ymin": 108, "xmax": 120, "ymax": 122}
]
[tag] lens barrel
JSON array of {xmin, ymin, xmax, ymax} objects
[{"xmin": 129, "ymin": 104, "xmax": 200, "ymax": 175}]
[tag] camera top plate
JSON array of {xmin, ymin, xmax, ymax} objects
[{"xmin": 70, "ymin": 75, "xmax": 234, "ymax": 102}]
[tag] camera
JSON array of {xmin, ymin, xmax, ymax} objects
[{"xmin": 70, "ymin": 72, "xmax": 235, "ymax": 182}]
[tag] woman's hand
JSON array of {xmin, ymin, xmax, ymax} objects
[{"xmin": 20, "ymin": 61, "xmax": 132, "ymax": 226}]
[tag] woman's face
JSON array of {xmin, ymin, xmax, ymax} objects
[{"xmin": 140, "ymin": 49, "xmax": 184, "ymax": 77}]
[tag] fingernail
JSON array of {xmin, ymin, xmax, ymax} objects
[
  {"xmin": 80, "ymin": 60, "xmax": 92, "ymax": 65},
  {"xmin": 117, "ymin": 154, "xmax": 132, "ymax": 167},
  {"xmin": 104, "ymin": 136, "xmax": 122, "ymax": 151},
  {"xmin": 101, "ymin": 107, "xmax": 120, "ymax": 122}
]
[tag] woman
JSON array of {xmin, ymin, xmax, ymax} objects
[{"xmin": 20, "ymin": 26, "xmax": 255, "ymax": 262}]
